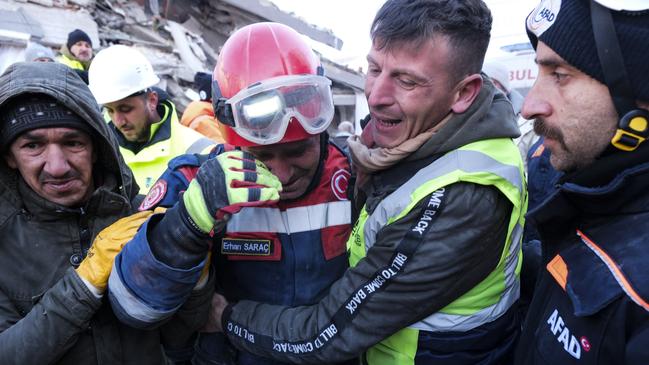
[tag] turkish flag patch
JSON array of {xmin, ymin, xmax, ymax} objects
[
  {"xmin": 331, "ymin": 169, "xmax": 351, "ymax": 201},
  {"xmin": 139, "ymin": 180, "xmax": 168, "ymax": 211}
]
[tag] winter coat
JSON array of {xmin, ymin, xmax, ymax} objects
[{"xmin": 0, "ymin": 62, "xmax": 212, "ymax": 365}]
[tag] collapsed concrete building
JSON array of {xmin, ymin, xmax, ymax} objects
[{"xmin": 0, "ymin": 0, "xmax": 367, "ymax": 131}]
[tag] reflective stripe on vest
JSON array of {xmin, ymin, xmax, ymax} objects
[
  {"xmin": 348, "ymin": 138, "xmax": 526, "ymax": 364},
  {"xmin": 227, "ymin": 201, "xmax": 352, "ymax": 234},
  {"xmin": 186, "ymin": 137, "xmax": 215, "ymax": 154}
]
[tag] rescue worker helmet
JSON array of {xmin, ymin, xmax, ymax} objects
[
  {"xmin": 88, "ymin": 45, "xmax": 160, "ymax": 105},
  {"xmin": 212, "ymin": 22, "xmax": 334, "ymax": 147}
]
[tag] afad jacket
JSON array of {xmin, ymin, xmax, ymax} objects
[
  {"xmin": 515, "ymin": 142, "xmax": 649, "ymax": 364},
  {"xmin": 0, "ymin": 62, "xmax": 212, "ymax": 365}
]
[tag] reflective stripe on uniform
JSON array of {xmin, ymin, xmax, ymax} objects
[
  {"xmin": 227, "ymin": 201, "xmax": 352, "ymax": 234},
  {"xmin": 108, "ymin": 263, "xmax": 180, "ymax": 324},
  {"xmin": 351, "ymin": 138, "xmax": 526, "ymax": 363},
  {"xmin": 186, "ymin": 136, "xmax": 215, "ymax": 154},
  {"xmin": 362, "ymin": 147, "xmax": 523, "ymax": 253},
  {"xmin": 578, "ymin": 229, "xmax": 649, "ymax": 312},
  {"xmin": 411, "ymin": 222, "xmax": 523, "ymax": 332}
]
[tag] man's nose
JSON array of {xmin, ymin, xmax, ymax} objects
[
  {"xmin": 43, "ymin": 145, "xmax": 71, "ymax": 177},
  {"xmin": 112, "ymin": 112, "xmax": 126, "ymax": 127},
  {"xmin": 521, "ymin": 83, "xmax": 552, "ymax": 121},
  {"xmin": 366, "ymin": 73, "xmax": 395, "ymax": 109},
  {"xmin": 265, "ymin": 159, "xmax": 293, "ymax": 185}
]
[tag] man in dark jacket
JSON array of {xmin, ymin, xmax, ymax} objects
[
  {"xmin": 0, "ymin": 62, "xmax": 213, "ymax": 364},
  {"xmin": 514, "ymin": 1, "xmax": 649, "ymax": 364}
]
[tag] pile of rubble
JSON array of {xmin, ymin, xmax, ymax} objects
[{"xmin": 0, "ymin": 0, "xmax": 366, "ymax": 120}]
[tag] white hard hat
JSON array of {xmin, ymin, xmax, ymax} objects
[{"xmin": 88, "ymin": 45, "xmax": 160, "ymax": 105}]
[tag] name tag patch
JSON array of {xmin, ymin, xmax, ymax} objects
[{"xmin": 221, "ymin": 238, "xmax": 272, "ymax": 256}]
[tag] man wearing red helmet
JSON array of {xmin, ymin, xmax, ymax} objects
[
  {"xmin": 199, "ymin": 0, "xmax": 526, "ymax": 364},
  {"xmin": 105, "ymin": 22, "xmax": 354, "ymax": 365}
]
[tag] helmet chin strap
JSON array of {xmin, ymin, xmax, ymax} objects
[{"xmin": 590, "ymin": 0, "xmax": 649, "ymax": 152}]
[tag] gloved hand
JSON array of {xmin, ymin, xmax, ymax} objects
[
  {"xmin": 76, "ymin": 208, "xmax": 165, "ymax": 293},
  {"xmin": 182, "ymin": 151, "xmax": 282, "ymax": 234}
]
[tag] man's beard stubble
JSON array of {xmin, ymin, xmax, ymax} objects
[{"xmin": 533, "ymin": 118, "xmax": 570, "ymax": 153}]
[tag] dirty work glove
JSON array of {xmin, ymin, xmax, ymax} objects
[
  {"xmin": 76, "ymin": 208, "xmax": 164, "ymax": 294},
  {"xmin": 182, "ymin": 151, "xmax": 282, "ymax": 235}
]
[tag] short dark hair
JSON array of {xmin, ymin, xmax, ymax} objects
[{"xmin": 370, "ymin": 0, "xmax": 492, "ymax": 83}]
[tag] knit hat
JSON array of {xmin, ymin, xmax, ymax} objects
[
  {"xmin": 24, "ymin": 42, "xmax": 55, "ymax": 62},
  {"xmin": 66, "ymin": 29, "xmax": 92, "ymax": 50},
  {"xmin": 526, "ymin": 0, "xmax": 649, "ymax": 101},
  {"xmin": 0, "ymin": 94, "xmax": 94, "ymax": 150},
  {"xmin": 194, "ymin": 72, "xmax": 212, "ymax": 101}
]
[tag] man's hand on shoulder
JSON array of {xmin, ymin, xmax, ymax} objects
[{"xmin": 202, "ymin": 293, "xmax": 229, "ymax": 333}]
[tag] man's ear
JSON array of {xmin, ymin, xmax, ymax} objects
[
  {"xmin": 450, "ymin": 74, "xmax": 483, "ymax": 114},
  {"xmin": 4, "ymin": 151, "xmax": 16, "ymax": 169},
  {"xmin": 147, "ymin": 90, "xmax": 159, "ymax": 112}
]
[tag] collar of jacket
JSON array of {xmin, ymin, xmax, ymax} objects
[
  {"xmin": 113, "ymin": 99, "xmax": 175, "ymax": 154},
  {"xmin": 528, "ymin": 142, "xmax": 649, "ymax": 239}
]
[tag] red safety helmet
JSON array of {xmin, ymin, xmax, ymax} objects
[{"xmin": 212, "ymin": 22, "xmax": 334, "ymax": 147}]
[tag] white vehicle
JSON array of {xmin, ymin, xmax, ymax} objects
[{"xmin": 487, "ymin": 41, "xmax": 538, "ymax": 97}]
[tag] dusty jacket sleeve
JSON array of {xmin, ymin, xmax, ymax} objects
[
  {"xmin": 108, "ymin": 153, "xmax": 218, "ymax": 329},
  {"xmin": 223, "ymin": 182, "xmax": 512, "ymax": 364},
  {"xmin": 107, "ymin": 209, "xmax": 210, "ymax": 329},
  {"xmin": 160, "ymin": 266, "xmax": 216, "ymax": 361},
  {"xmin": 0, "ymin": 268, "xmax": 101, "ymax": 364}
]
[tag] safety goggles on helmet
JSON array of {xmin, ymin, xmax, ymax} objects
[{"xmin": 214, "ymin": 74, "xmax": 334, "ymax": 145}]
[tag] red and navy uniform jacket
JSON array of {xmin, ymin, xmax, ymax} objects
[{"xmin": 108, "ymin": 142, "xmax": 353, "ymax": 328}]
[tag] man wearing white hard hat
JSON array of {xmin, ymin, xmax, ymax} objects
[{"xmin": 89, "ymin": 45, "xmax": 214, "ymax": 193}]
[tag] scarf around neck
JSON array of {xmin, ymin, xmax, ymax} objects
[{"xmin": 347, "ymin": 114, "xmax": 451, "ymax": 183}]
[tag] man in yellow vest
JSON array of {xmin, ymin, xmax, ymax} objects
[
  {"xmin": 88, "ymin": 45, "xmax": 214, "ymax": 193},
  {"xmin": 97, "ymin": 1, "xmax": 525, "ymax": 363},
  {"xmin": 57, "ymin": 29, "xmax": 93, "ymax": 72},
  {"xmin": 196, "ymin": 1, "xmax": 526, "ymax": 364}
]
